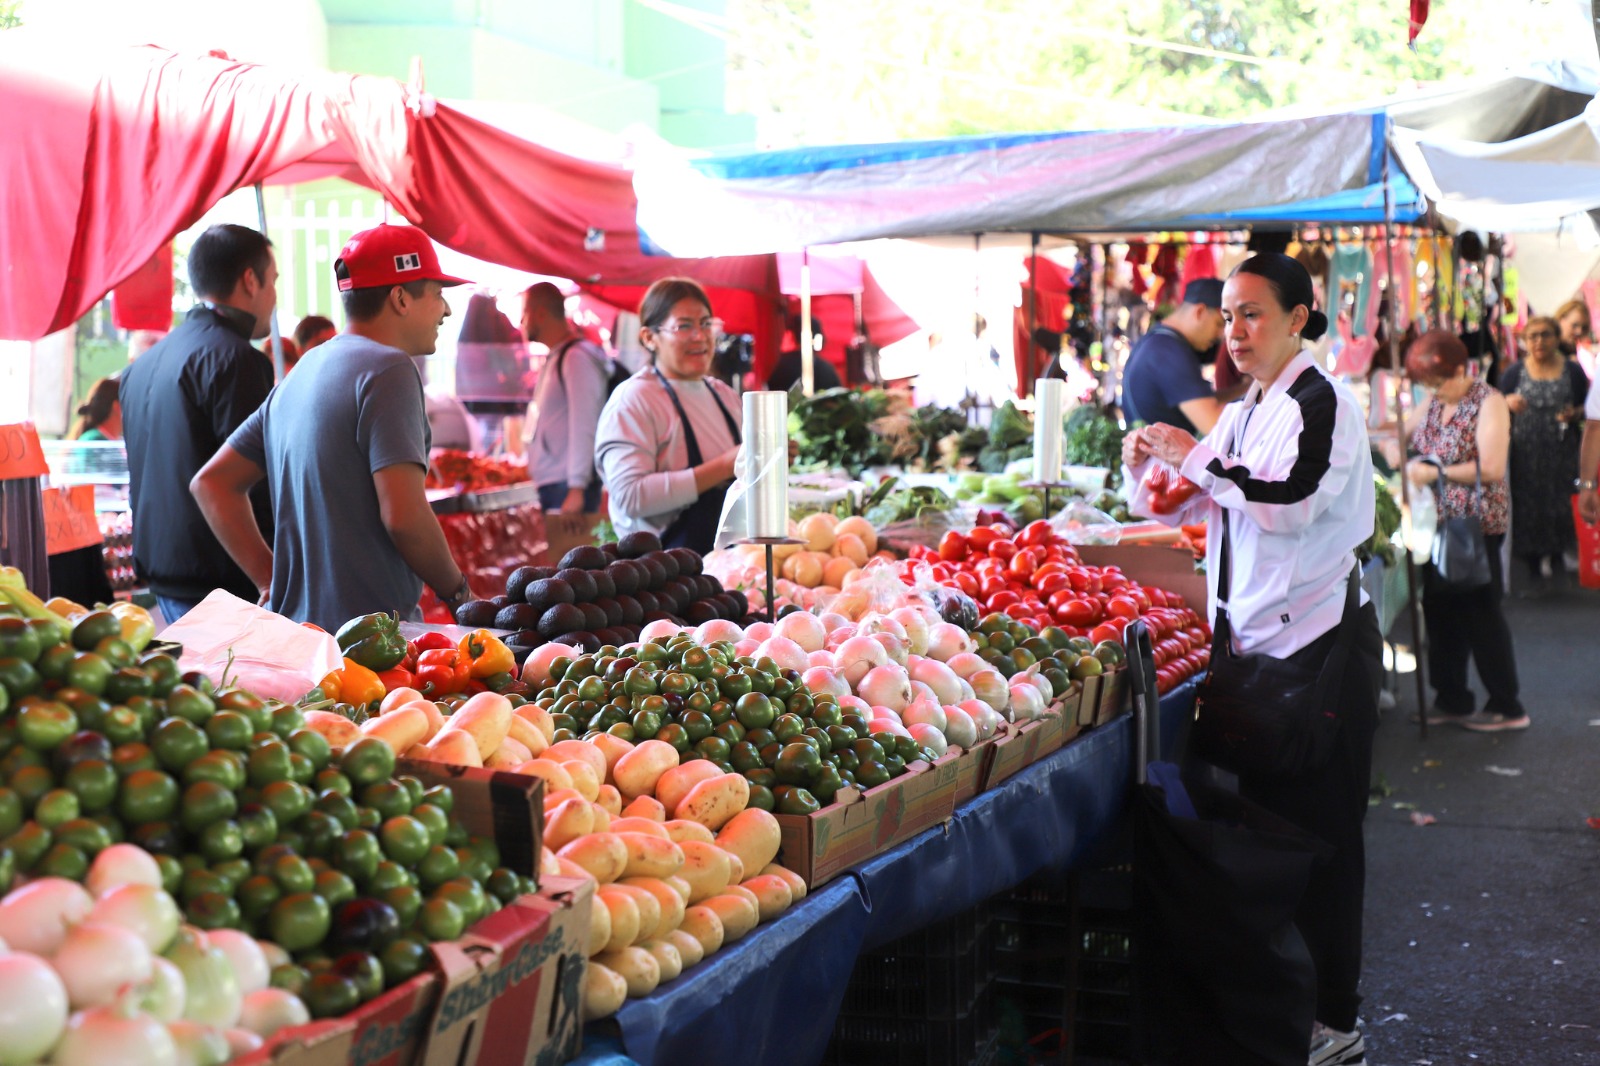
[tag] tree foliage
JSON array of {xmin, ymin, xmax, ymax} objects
[
  {"xmin": 727, "ymin": 0, "xmax": 1570, "ymax": 145},
  {"xmin": 0, "ymin": 1, "xmax": 21, "ymax": 29}
]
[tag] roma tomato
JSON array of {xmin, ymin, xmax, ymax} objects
[
  {"xmin": 988, "ymin": 539, "xmax": 1019, "ymax": 564},
  {"xmin": 1059, "ymin": 598, "xmax": 1099, "ymax": 628},
  {"xmin": 967, "ymin": 527, "xmax": 1001, "ymax": 553},
  {"xmin": 1005, "ymin": 604, "xmax": 1035, "ymax": 622},
  {"xmin": 979, "ymin": 576, "xmax": 1009, "ymax": 601},
  {"xmin": 1034, "ymin": 572, "xmax": 1070, "ymax": 597},
  {"xmin": 1105, "ymin": 597, "xmax": 1140, "ymax": 621},
  {"xmin": 1008, "ymin": 549, "xmax": 1041, "ymax": 580},
  {"xmin": 1090, "ymin": 622, "xmax": 1123, "ymax": 646},
  {"xmin": 1018, "ymin": 520, "xmax": 1054, "ymax": 548},
  {"xmin": 987, "ymin": 590, "xmax": 1021, "ymax": 612},
  {"xmin": 938, "ymin": 531, "xmax": 968, "ymax": 562}
]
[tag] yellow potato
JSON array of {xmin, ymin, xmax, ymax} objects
[
  {"xmin": 722, "ymin": 883, "xmax": 759, "ymax": 911},
  {"xmin": 302, "ymin": 711, "xmax": 360, "ymax": 749},
  {"xmin": 441, "ymin": 692, "xmax": 513, "ymax": 758},
  {"xmin": 740, "ymin": 875, "xmax": 794, "ymax": 922},
  {"xmin": 562, "ymin": 760, "xmax": 601, "ymax": 803},
  {"xmin": 359, "ymin": 705, "xmax": 429, "ymax": 754},
  {"xmin": 519, "ymin": 760, "xmax": 575, "ymax": 794},
  {"xmin": 662, "ymin": 820, "xmax": 716, "ymax": 845},
  {"xmin": 637, "ymin": 938, "xmax": 683, "ymax": 982},
  {"xmin": 615, "ymin": 832, "xmax": 685, "ymax": 879},
  {"xmin": 678, "ymin": 905, "xmax": 725, "ymax": 958},
  {"xmin": 586, "ymin": 892, "xmax": 613, "ymax": 955},
  {"xmin": 761, "ymin": 863, "xmax": 808, "ymax": 902},
  {"xmin": 542, "ymin": 739, "xmax": 606, "ymax": 782},
  {"xmin": 592, "ymin": 946, "xmax": 660, "ymax": 998},
  {"xmin": 542, "ymin": 788, "xmax": 586, "ymax": 812},
  {"xmin": 588, "ymin": 802, "xmax": 612, "ymax": 833},
  {"xmin": 675, "ymin": 774, "xmax": 750, "ymax": 831},
  {"xmin": 595, "ymin": 784, "xmax": 623, "ymax": 816},
  {"xmin": 619, "ymin": 877, "xmax": 686, "ymax": 937},
  {"xmin": 558, "ymin": 833, "xmax": 628, "ymax": 884},
  {"xmin": 515, "ymin": 703, "xmax": 557, "ymax": 743},
  {"xmin": 607, "ymin": 817, "xmax": 671, "ymax": 840},
  {"xmin": 484, "ymin": 735, "xmax": 531, "ymax": 770},
  {"xmin": 664, "ymin": 876, "xmax": 691, "ymax": 904},
  {"xmin": 612, "ymin": 740, "xmax": 680, "ymax": 800},
  {"xmin": 379, "ymin": 687, "xmax": 426, "ymax": 713},
  {"xmin": 610, "ymin": 883, "xmax": 663, "ymax": 943},
  {"xmin": 621, "ymin": 795, "xmax": 668, "ymax": 823},
  {"xmin": 539, "ymin": 847, "xmax": 562, "ymax": 879},
  {"xmin": 556, "ymin": 856, "xmax": 592, "ymax": 881},
  {"xmin": 655, "ymin": 761, "xmax": 724, "ymax": 818},
  {"xmin": 542, "ymin": 798, "xmax": 594, "ymax": 851},
  {"xmin": 663, "ymin": 929, "xmax": 704, "ymax": 970},
  {"xmin": 582, "ymin": 963, "xmax": 626, "ymax": 1021},
  {"xmin": 426, "ymin": 729, "xmax": 483, "ymax": 768},
  {"xmin": 595, "ymin": 885, "xmax": 641, "ymax": 953},
  {"xmin": 676, "ymin": 840, "xmax": 732, "ymax": 903},
  {"xmin": 715, "ymin": 808, "xmax": 782, "ymax": 876},
  {"xmin": 702, "ymin": 894, "xmax": 759, "ymax": 942},
  {"xmin": 722, "ymin": 850, "xmax": 745, "ymax": 885},
  {"xmin": 506, "ymin": 714, "xmax": 548, "ymax": 756}
]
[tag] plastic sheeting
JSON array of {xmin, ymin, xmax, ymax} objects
[{"xmin": 574, "ymin": 681, "xmax": 1198, "ymax": 1066}]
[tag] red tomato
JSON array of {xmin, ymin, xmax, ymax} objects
[
  {"xmin": 1128, "ymin": 587, "xmax": 1152, "ymax": 613},
  {"xmin": 952, "ymin": 570, "xmax": 981, "ymax": 598},
  {"xmin": 1105, "ymin": 597, "xmax": 1140, "ymax": 621},
  {"xmin": 1009, "ymin": 549, "xmax": 1041, "ymax": 579},
  {"xmin": 1100, "ymin": 572, "xmax": 1128, "ymax": 593},
  {"xmin": 967, "ymin": 527, "xmax": 1000, "ymax": 552},
  {"xmin": 988, "ymin": 590, "xmax": 1021, "ymax": 611},
  {"xmin": 1146, "ymin": 587, "xmax": 1169, "ymax": 608},
  {"xmin": 929, "ymin": 562, "xmax": 953, "ymax": 582},
  {"xmin": 1005, "ymin": 603, "xmax": 1036, "ymax": 622},
  {"xmin": 1090, "ymin": 622, "xmax": 1123, "ymax": 646},
  {"xmin": 938, "ymin": 531, "xmax": 968, "ymax": 561},
  {"xmin": 1047, "ymin": 588, "xmax": 1077, "ymax": 611},
  {"xmin": 1018, "ymin": 520, "xmax": 1054, "ymax": 548},
  {"xmin": 1034, "ymin": 572, "xmax": 1070, "ymax": 597},
  {"xmin": 979, "ymin": 576, "xmax": 1009, "ymax": 602},
  {"xmin": 1042, "ymin": 545, "xmax": 1070, "ymax": 564},
  {"xmin": 988, "ymin": 539, "xmax": 1019, "ymax": 564},
  {"xmin": 1058, "ymin": 598, "xmax": 1099, "ymax": 628}
]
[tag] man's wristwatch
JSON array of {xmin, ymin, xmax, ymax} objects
[
  {"xmin": 1577, "ymin": 479, "xmax": 1598, "ymax": 492},
  {"xmin": 441, "ymin": 578, "xmax": 473, "ymax": 608}
]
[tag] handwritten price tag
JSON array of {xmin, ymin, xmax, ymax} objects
[
  {"xmin": 43, "ymin": 485, "xmax": 103, "ymax": 555},
  {"xmin": 0, "ymin": 422, "xmax": 48, "ymax": 480}
]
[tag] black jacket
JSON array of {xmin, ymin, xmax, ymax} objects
[{"xmin": 120, "ymin": 305, "xmax": 275, "ymax": 601}]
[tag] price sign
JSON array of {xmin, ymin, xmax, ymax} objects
[
  {"xmin": 0, "ymin": 422, "xmax": 48, "ymax": 480},
  {"xmin": 43, "ymin": 485, "xmax": 103, "ymax": 556}
]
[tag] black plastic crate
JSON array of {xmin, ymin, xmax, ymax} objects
[{"xmin": 827, "ymin": 1004, "xmax": 989, "ymax": 1066}]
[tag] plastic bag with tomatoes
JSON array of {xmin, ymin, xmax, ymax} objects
[
  {"xmin": 1048, "ymin": 500, "xmax": 1122, "ymax": 546},
  {"xmin": 1139, "ymin": 463, "xmax": 1205, "ymax": 516},
  {"xmin": 819, "ymin": 557, "xmax": 917, "ymax": 622}
]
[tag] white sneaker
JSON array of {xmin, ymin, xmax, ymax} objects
[{"xmin": 1309, "ymin": 1022, "xmax": 1365, "ymax": 1065}]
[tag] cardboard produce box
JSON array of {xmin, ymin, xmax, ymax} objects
[
  {"xmin": 1078, "ymin": 543, "xmax": 1208, "ymax": 613},
  {"xmin": 775, "ymin": 758, "xmax": 960, "ymax": 888},
  {"xmin": 979, "ymin": 711, "xmax": 1066, "ymax": 791},
  {"xmin": 397, "ymin": 761, "xmax": 545, "ymax": 879}
]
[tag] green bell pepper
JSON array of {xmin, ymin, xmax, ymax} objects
[{"xmin": 333, "ymin": 613, "xmax": 406, "ymax": 672}]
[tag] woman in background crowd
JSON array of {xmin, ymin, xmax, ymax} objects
[{"xmin": 69, "ymin": 377, "xmax": 121, "ymax": 440}]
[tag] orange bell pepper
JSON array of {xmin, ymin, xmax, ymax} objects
[
  {"xmin": 458, "ymin": 630, "xmax": 515, "ymax": 679},
  {"xmin": 319, "ymin": 657, "xmax": 386, "ymax": 707}
]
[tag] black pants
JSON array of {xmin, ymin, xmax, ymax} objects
[
  {"xmin": 1423, "ymin": 533, "xmax": 1523, "ymax": 716},
  {"xmin": 1239, "ymin": 603, "xmax": 1383, "ymax": 1033},
  {"xmin": 537, "ymin": 480, "xmax": 603, "ymax": 515}
]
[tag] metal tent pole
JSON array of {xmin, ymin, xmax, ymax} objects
[
  {"xmin": 800, "ymin": 247, "xmax": 815, "ymax": 397},
  {"xmin": 254, "ymin": 184, "xmax": 285, "ymax": 383},
  {"xmin": 1027, "ymin": 231, "xmax": 1039, "ymax": 393}
]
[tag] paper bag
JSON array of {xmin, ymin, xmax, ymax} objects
[{"xmin": 159, "ymin": 591, "xmax": 344, "ymax": 702}]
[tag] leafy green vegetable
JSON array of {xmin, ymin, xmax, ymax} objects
[
  {"xmin": 1363, "ymin": 476, "xmax": 1402, "ymax": 565},
  {"xmin": 789, "ymin": 388, "xmax": 895, "ymax": 474},
  {"xmin": 1063, "ymin": 405, "xmax": 1126, "ymax": 481}
]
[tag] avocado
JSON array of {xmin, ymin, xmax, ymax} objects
[
  {"xmin": 643, "ymin": 550, "xmax": 680, "ymax": 581},
  {"xmin": 617, "ymin": 531, "xmax": 662, "ymax": 559},
  {"xmin": 638, "ymin": 557, "xmax": 668, "ymax": 591},
  {"xmin": 495, "ymin": 603, "xmax": 540, "ymax": 632},
  {"xmin": 454, "ymin": 600, "xmax": 500, "ymax": 628},
  {"xmin": 559, "ymin": 545, "xmax": 610, "ymax": 572},
  {"xmin": 536, "ymin": 603, "xmax": 586, "ymax": 640},
  {"xmin": 684, "ymin": 600, "xmax": 718, "ymax": 625},
  {"xmin": 666, "ymin": 547, "xmax": 702, "ymax": 577},
  {"xmin": 524, "ymin": 579, "xmax": 575, "ymax": 615},
  {"xmin": 578, "ymin": 602, "xmax": 608, "ymax": 632},
  {"xmin": 634, "ymin": 590, "xmax": 662, "ymax": 615},
  {"xmin": 589, "ymin": 568, "xmax": 617, "ymax": 600},
  {"xmin": 553, "ymin": 568, "xmax": 599, "ymax": 603},
  {"xmin": 593, "ymin": 597, "xmax": 624, "ymax": 627},
  {"xmin": 613, "ymin": 595, "xmax": 644, "ymax": 626},
  {"xmin": 607, "ymin": 560, "xmax": 641, "ymax": 597},
  {"xmin": 505, "ymin": 566, "xmax": 541, "ymax": 602}
]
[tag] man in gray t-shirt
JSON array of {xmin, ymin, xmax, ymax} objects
[{"xmin": 192, "ymin": 225, "xmax": 476, "ymax": 630}]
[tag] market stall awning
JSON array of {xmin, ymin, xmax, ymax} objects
[
  {"xmin": 632, "ymin": 113, "xmax": 1405, "ymax": 256},
  {"xmin": 0, "ymin": 34, "xmax": 773, "ymax": 341}
]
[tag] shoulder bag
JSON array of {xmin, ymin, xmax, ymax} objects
[
  {"xmin": 1428, "ymin": 453, "xmax": 1491, "ymax": 590},
  {"xmin": 1190, "ymin": 417, "xmax": 1362, "ymax": 780}
]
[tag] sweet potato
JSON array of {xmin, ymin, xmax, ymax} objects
[
  {"xmin": 518, "ymin": 759, "xmax": 575, "ymax": 794},
  {"xmin": 662, "ymin": 820, "xmax": 716, "ymax": 845},
  {"xmin": 607, "ymin": 817, "xmax": 671, "ymax": 840},
  {"xmin": 637, "ymin": 938, "xmax": 683, "ymax": 982},
  {"xmin": 741, "ymin": 874, "xmax": 794, "ymax": 922},
  {"xmin": 559, "ymin": 833, "xmax": 628, "ymax": 884},
  {"xmin": 663, "ymin": 928, "xmax": 704, "ymax": 969},
  {"xmin": 595, "ymin": 884, "xmax": 640, "ymax": 953},
  {"xmin": 542, "ymin": 739, "xmax": 606, "ymax": 781},
  {"xmin": 302, "ymin": 711, "xmax": 360, "ymax": 749},
  {"xmin": 655, "ymin": 761, "xmax": 724, "ymax": 818},
  {"xmin": 582, "ymin": 962, "xmax": 626, "ymax": 1020},
  {"xmin": 715, "ymin": 808, "xmax": 781, "ymax": 876},
  {"xmin": 610, "ymin": 882, "xmax": 663, "ymax": 943},
  {"xmin": 619, "ymin": 876, "xmax": 686, "ymax": 938}
]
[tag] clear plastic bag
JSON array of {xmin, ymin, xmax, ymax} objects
[
  {"xmin": 1403, "ymin": 483, "xmax": 1437, "ymax": 564},
  {"xmin": 1049, "ymin": 501, "xmax": 1123, "ymax": 545},
  {"xmin": 819, "ymin": 557, "xmax": 916, "ymax": 621}
]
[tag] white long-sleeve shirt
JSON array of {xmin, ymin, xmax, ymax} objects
[{"xmin": 1125, "ymin": 352, "xmax": 1374, "ymax": 657}]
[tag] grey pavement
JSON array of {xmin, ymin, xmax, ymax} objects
[{"xmin": 1359, "ymin": 569, "xmax": 1600, "ymax": 1065}]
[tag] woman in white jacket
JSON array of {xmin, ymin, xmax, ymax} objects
[{"xmin": 1122, "ymin": 252, "xmax": 1383, "ymax": 1066}]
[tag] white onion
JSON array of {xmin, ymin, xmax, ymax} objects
[
  {"xmin": 869, "ymin": 706, "xmax": 903, "ymax": 723},
  {"xmin": 756, "ymin": 635, "xmax": 810, "ymax": 673},
  {"xmin": 89, "ymin": 884, "xmax": 182, "ymax": 954},
  {"xmin": 866, "ymin": 718, "xmax": 912, "ymax": 741},
  {"xmin": 909, "ymin": 680, "xmax": 937, "ymax": 704},
  {"xmin": 903, "ymin": 695, "xmax": 948, "ymax": 733},
  {"xmin": 742, "ymin": 621, "xmax": 773, "ymax": 642},
  {"xmin": 857, "ymin": 664, "xmax": 912, "ymax": 712},
  {"xmin": 256, "ymin": 941, "xmax": 290, "ymax": 971},
  {"xmin": 969, "ymin": 668, "xmax": 1010, "ymax": 712},
  {"xmin": 924, "ymin": 623, "xmax": 973, "ymax": 661},
  {"xmin": 817, "ymin": 612, "xmax": 850, "ymax": 634},
  {"xmin": 206, "ymin": 930, "xmax": 269, "ymax": 996},
  {"xmin": 837, "ymin": 694, "xmax": 872, "ymax": 716},
  {"xmin": 1026, "ymin": 668, "xmax": 1054, "ymax": 702},
  {"xmin": 0, "ymin": 877, "xmax": 93, "ymax": 956},
  {"xmin": 520, "ymin": 641, "xmax": 582, "ymax": 686},
  {"xmin": 693, "ymin": 619, "xmax": 745, "ymax": 645},
  {"xmin": 55, "ymin": 922, "xmax": 153, "ymax": 1010},
  {"xmin": 889, "ymin": 607, "xmax": 930, "ymax": 655},
  {"xmin": 957, "ymin": 678, "xmax": 976, "ymax": 702},
  {"xmin": 165, "ymin": 929, "xmax": 241, "ymax": 1029},
  {"xmin": 909, "ymin": 658, "xmax": 963, "ymax": 705},
  {"xmin": 225, "ymin": 1028, "xmax": 265, "ymax": 1057},
  {"xmin": 239, "ymin": 988, "xmax": 310, "ymax": 1039},
  {"xmin": 960, "ymin": 699, "xmax": 1001, "ymax": 740},
  {"xmin": 801, "ymin": 666, "xmax": 851, "ymax": 700},
  {"xmin": 772, "ymin": 611, "xmax": 827, "ymax": 653},
  {"xmin": 0, "ymin": 953, "xmax": 69, "ymax": 1064},
  {"xmin": 943, "ymin": 707, "xmax": 979, "ymax": 749},
  {"xmin": 639, "ymin": 619, "xmax": 684, "ymax": 643},
  {"xmin": 909, "ymin": 723, "xmax": 949, "ymax": 757},
  {"xmin": 835, "ymin": 635, "xmax": 889, "ymax": 687},
  {"xmin": 858, "ymin": 613, "xmax": 907, "ymax": 642},
  {"xmin": 140, "ymin": 958, "xmax": 186, "ymax": 1023},
  {"xmin": 806, "ymin": 650, "xmax": 835, "ymax": 669},
  {"xmin": 872, "ymin": 632, "xmax": 909, "ymax": 667},
  {"xmin": 943, "ymin": 652, "xmax": 988, "ymax": 680},
  {"xmin": 1009, "ymin": 683, "xmax": 1046, "ymax": 721},
  {"xmin": 52, "ymin": 1001, "xmax": 177, "ymax": 1066},
  {"xmin": 85, "ymin": 845, "xmax": 164, "ymax": 899},
  {"xmin": 167, "ymin": 1020, "xmax": 230, "ymax": 1066}
]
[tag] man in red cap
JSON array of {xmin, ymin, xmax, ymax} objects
[{"xmin": 192, "ymin": 224, "xmax": 475, "ymax": 630}]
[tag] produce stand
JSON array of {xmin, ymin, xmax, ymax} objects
[
  {"xmin": 573, "ymin": 681, "xmax": 1198, "ymax": 1066},
  {"xmin": 427, "ymin": 486, "xmax": 547, "ymax": 600}
]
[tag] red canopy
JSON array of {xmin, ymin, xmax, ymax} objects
[{"xmin": 0, "ymin": 36, "xmax": 773, "ymax": 341}]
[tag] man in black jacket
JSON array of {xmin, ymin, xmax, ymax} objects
[{"xmin": 120, "ymin": 224, "xmax": 278, "ymax": 623}]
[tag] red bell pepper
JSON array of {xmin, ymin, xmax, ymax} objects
[
  {"xmin": 376, "ymin": 666, "xmax": 415, "ymax": 693},
  {"xmin": 415, "ymin": 648, "xmax": 470, "ymax": 696},
  {"xmin": 412, "ymin": 631, "xmax": 456, "ymax": 654}
]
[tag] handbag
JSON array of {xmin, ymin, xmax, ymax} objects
[
  {"xmin": 1191, "ymin": 503, "xmax": 1361, "ymax": 781},
  {"xmin": 1428, "ymin": 454, "xmax": 1492, "ymax": 590}
]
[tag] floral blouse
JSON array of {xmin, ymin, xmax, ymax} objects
[{"xmin": 1411, "ymin": 380, "xmax": 1509, "ymax": 536}]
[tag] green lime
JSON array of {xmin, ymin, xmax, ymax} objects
[
  {"xmin": 180, "ymin": 780, "xmax": 238, "ymax": 832},
  {"xmin": 339, "ymin": 738, "xmax": 395, "ymax": 789},
  {"xmin": 432, "ymin": 878, "xmax": 487, "ymax": 926},
  {"xmin": 314, "ymin": 868, "xmax": 358, "ymax": 909},
  {"xmin": 409, "ymin": 804, "xmax": 448, "ymax": 849},
  {"xmin": 381, "ymin": 884, "xmax": 424, "ymax": 929},
  {"xmin": 302, "ymin": 972, "xmax": 359, "ymax": 1018},
  {"xmin": 204, "ymin": 711, "xmax": 254, "ymax": 752},
  {"xmin": 418, "ymin": 897, "xmax": 465, "ymax": 942},
  {"xmin": 485, "ymin": 867, "xmax": 522, "ymax": 904},
  {"xmin": 117, "ymin": 769, "xmax": 179, "ymax": 824},
  {"xmin": 272, "ymin": 853, "xmax": 317, "ymax": 895},
  {"xmin": 155, "ymin": 853, "xmax": 183, "ymax": 894},
  {"xmin": 62, "ymin": 760, "xmax": 116, "ymax": 813},
  {"xmin": 314, "ymin": 791, "xmax": 360, "ymax": 832},
  {"xmin": 210, "ymin": 857, "xmax": 253, "ymax": 891},
  {"xmin": 418, "ymin": 786, "xmax": 452, "ymax": 815},
  {"xmin": 5, "ymin": 821, "xmax": 52, "ymax": 869},
  {"xmin": 198, "ymin": 819, "xmax": 244, "ymax": 862},
  {"xmin": 334, "ymin": 829, "xmax": 382, "ymax": 885},
  {"xmin": 270, "ymin": 892, "xmax": 332, "ymax": 953},
  {"xmin": 237, "ymin": 803, "xmax": 279, "ymax": 851},
  {"xmin": 297, "ymin": 810, "xmax": 343, "ymax": 858},
  {"xmin": 271, "ymin": 704, "xmax": 306, "ymax": 738},
  {"xmin": 379, "ymin": 937, "xmax": 430, "ymax": 988},
  {"xmin": 415, "ymin": 845, "xmax": 460, "ymax": 890},
  {"xmin": 149, "ymin": 717, "xmax": 209, "ymax": 772},
  {"xmin": 32, "ymin": 788, "xmax": 80, "ymax": 829},
  {"xmin": 36, "ymin": 842, "xmax": 88, "ymax": 879},
  {"xmin": 313, "ymin": 769, "xmax": 352, "ymax": 797}
]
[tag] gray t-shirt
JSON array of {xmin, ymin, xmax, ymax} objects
[{"xmin": 229, "ymin": 334, "xmax": 431, "ymax": 630}]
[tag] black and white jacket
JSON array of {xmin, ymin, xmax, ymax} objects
[{"xmin": 1127, "ymin": 352, "xmax": 1375, "ymax": 657}]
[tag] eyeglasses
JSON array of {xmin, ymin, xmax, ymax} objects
[
  {"xmin": 653, "ymin": 317, "xmax": 723, "ymax": 338},
  {"xmin": 1525, "ymin": 330, "xmax": 1557, "ymax": 340}
]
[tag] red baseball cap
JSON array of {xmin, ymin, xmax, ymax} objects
[{"xmin": 335, "ymin": 224, "xmax": 472, "ymax": 292}]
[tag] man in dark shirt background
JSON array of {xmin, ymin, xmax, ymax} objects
[
  {"xmin": 120, "ymin": 224, "xmax": 278, "ymax": 623},
  {"xmin": 1119, "ymin": 278, "xmax": 1246, "ymax": 435},
  {"xmin": 767, "ymin": 316, "xmax": 842, "ymax": 393}
]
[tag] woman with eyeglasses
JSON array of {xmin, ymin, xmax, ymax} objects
[
  {"xmin": 1497, "ymin": 315, "xmax": 1589, "ymax": 591},
  {"xmin": 595, "ymin": 277, "xmax": 742, "ymax": 554}
]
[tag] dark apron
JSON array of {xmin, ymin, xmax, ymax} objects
[{"xmin": 653, "ymin": 367, "xmax": 741, "ymax": 554}]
